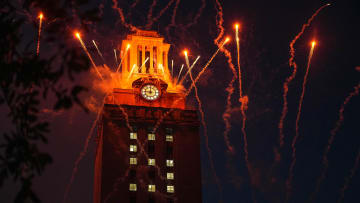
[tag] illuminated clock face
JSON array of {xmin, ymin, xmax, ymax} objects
[{"xmin": 141, "ymin": 84, "xmax": 160, "ymax": 101}]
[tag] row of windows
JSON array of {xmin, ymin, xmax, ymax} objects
[
  {"xmin": 129, "ymin": 170, "xmax": 174, "ymax": 180},
  {"xmin": 130, "ymin": 158, "xmax": 174, "ymax": 167},
  {"xmin": 130, "ymin": 143, "xmax": 172, "ymax": 156},
  {"xmin": 130, "ymin": 132, "xmax": 173, "ymax": 142},
  {"xmin": 129, "ymin": 184, "xmax": 175, "ymax": 193}
]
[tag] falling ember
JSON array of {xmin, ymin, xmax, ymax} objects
[
  {"xmin": 278, "ymin": 3, "xmax": 330, "ymax": 149},
  {"xmin": 310, "ymin": 82, "xmax": 360, "ymax": 203},
  {"xmin": 36, "ymin": 12, "xmax": 44, "ymax": 56},
  {"xmin": 75, "ymin": 32, "xmax": 104, "ymax": 80},
  {"xmin": 337, "ymin": 148, "xmax": 360, "ymax": 203},
  {"xmin": 92, "ymin": 40, "xmax": 105, "ymax": 63},
  {"xmin": 116, "ymin": 44, "xmax": 131, "ymax": 73},
  {"xmin": 286, "ymin": 40, "xmax": 317, "ymax": 202}
]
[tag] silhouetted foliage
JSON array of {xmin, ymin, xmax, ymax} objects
[{"xmin": 0, "ymin": 0, "xmax": 100, "ymax": 202}]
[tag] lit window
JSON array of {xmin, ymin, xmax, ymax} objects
[
  {"xmin": 148, "ymin": 184, "xmax": 156, "ymax": 192},
  {"xmin": 130, "ymin": 157, "xmax": 137, "ymax": 165},
  {"xmin": 129, "ymin": 183, "xmax": 137, "ymax": 191},
  {"xmin": 148, "ymin": 158, "xmax": 155, "ymax": 166},
  {"xmin": 167, "ymin": 185, "xmax": 175, "ymax": 193},
  {"xmin": 130, "ymin": 132, "xmax": 137, "ymax": 139},
  {"xmin": 167, "ymin": 172, "xmax": 174, "ymax": 180},
  {"xmin": 166, "ymin": 135, "xmax": 173, "ymax": 142},
  {"xmin": 148, "ymin": 133, "xmax": 155, "ymax": 140},
  {"xmin": 130, "ymin": 145, "xmax": 137, "ymax": 152},
  {"xmin": 166, "ymin": 159, "xmax": 174, "ymax": 167}
]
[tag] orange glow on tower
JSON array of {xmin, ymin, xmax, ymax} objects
[
  {"xmin": 104, "ymin": 30, "xmax": 187, "ymax": 109},
  {"xmin": 94, "ymin": 30, "xmax": 202, "ymax": 203}
]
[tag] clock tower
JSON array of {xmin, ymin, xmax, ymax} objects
[{"xmin": 93, "ymin": 30, "xmax": 202, "ymax": 203}]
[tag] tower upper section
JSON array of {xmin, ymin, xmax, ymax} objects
[
  {"xmin": 106, "ymin": 30, "xmax": 186, "ymax": 109},
  {"xmin": 120, "ymin": 30, "xmax": 170, "ymax": 78}
]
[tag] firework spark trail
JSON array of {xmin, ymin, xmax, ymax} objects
[
  {"xmin": 214, "ymin": 0, "xmax": 224, "ymax": 45},
  {"xmin": 127, "ymin": 0, "xmax": 141, "ymax": 18},
  {"xmin": 184, "ymin": 51, "xmax": 190, "ymax": 70},
  {"xmin": 235, "ymin": 24, "xmax": 243, "ymax": 99},
  {"xmin": 137, "ymin": 57, "xmax": 150, "ymax": 73},
  {"xmin": 63, "ymin": 95, "xmax": 107, "ymax": 203},
  {"xmin": 116, "ymin": 44, "xmax": 131, "ymax": 73},
  {"xmin": 111, "ymin": 0, "xmax": 139, "ymax": 31},
  {"xmin": 104, "ymin": 169, "xmax": 174, "ymax": 203},
  {"xmin": 234, "ymin": 23, "xmax": 251, "ymax": 184},
  {"xmin": 178, "ymin": 56, "xmax": 200, "ymax": 85},
  {"xmin": 145, "ymin": 0, "xmax": 158, "ymax": 29},
  {"xmin": 36, "ymin": 13, "xmax": 43, "ymax": 56},
  {"xmin": 165, "ymin": 0, "xmax": 181, "ymax": 39},
  {"xmin": 154, "ymin": 40, "xmax": 229, "ymax": 148},
  {"xmin": 159, "ymin": 64, "xmax": 165, "ymax": 76},
  {"xmin": 220, "ymin": 48, "xmax": 237, "ymax": 153},
  {"xmin": 75, "ymin": 33, "xmax": 104, "ymax": 80},
  {"xmin": 92, "ymin": 40, "xmax": 106, "ymax": 63},
  {"xmin": 153, "ymin": 39, "xmax": 229, "ymax": 202},
  {"xmin": 213, "ymin": 0, "xmax": 256, "ymax": 201},
  {"xmin": 147, "ymin": 0, "xmax": 176, "ymax": 29},
  {"xmin": 185, "ymin": 0, "xmax": 206, "ymax": 28},
  {"xmin": 185, "ymin": 54, "xmax": 215, "ymax": 203},
  {"xmin": 286, "ymin": 41, "xmax": 316, "ymax": 203},
  {"xmin": 127, "ymin": 64, "xmax": 137, "ymax": 80},
  {"xmin": 105, "ymin": 90, "xmax": 176, "ymax": 202},
  {"xmin": 176, "ymin": 64, "xmax": 184, "ymax": 83},
  {"xmin": 113, "ymin": 98, "xmax": 167, "ymax": 181},
  {"xmin": 213, "ymin": 0, "xmax": 236, "ymax": 153},
  {"xmin": 114, "ymin": 49, "xmax": 118, "ymax": 65},
  {"xmin": 234, "ymin": 24, "xmax": 251, "ymax": 172},
  {"xmin": 105, "ymin": 100, "xmax": 169, "ymax": 202},
  {"xmin": 278, "ymin": 3, "xmax": 331, "ymax": 148},
  {"xmin": 103, "ymin": 168, "xmax": 131, "ymax": 203},
  {"xmin": 171, "ymin": 59, "xmax": 174, "ymax": 77},
  {"xmin": 310, "ymin": 82, "xmax": 360, "ymax": 202},
  {"xmin": 337, "ymin": 148, "xmax": 360, "ymax": 203},
  {"xmin": 130, "ymin": 0, "xmax": 140, "ymax": 9},
  {"xmin": 171, "ymin": 0, "xmax": 181, "ymax": 26},
  {"xmin": 185, "ymin": 53, "xmax": 212, "ymax": 200}
]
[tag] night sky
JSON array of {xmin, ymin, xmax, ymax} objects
[{"xmin": 1, "ymin": 0, "xmax": 360, "ymax": 202}]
